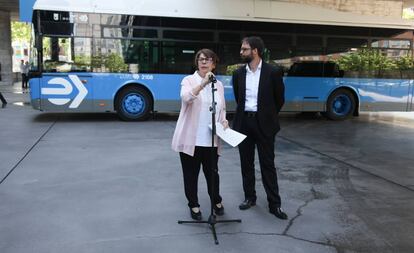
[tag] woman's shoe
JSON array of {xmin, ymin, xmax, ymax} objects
[
  {"xmin": 190, "ymin": 207, "xmax": 202, "ymax": 220},
  {"xmin": 214, "ymin": 203, "xmax": 224, "ymax": 216}
]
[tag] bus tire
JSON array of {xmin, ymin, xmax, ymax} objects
[
  {"xmin": 325, "ymin": 89, "xmax": 355, "ymax": 120},
  {"xmin": 115, "ymin": 86, "xmax": 152, "ymax": 121}
]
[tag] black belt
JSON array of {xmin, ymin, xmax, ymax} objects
[{"xmin": 244, "ymin": 111, "xmax": 257, "ymax": 117}]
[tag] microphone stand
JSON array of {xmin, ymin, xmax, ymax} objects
[{"xmin": 178, "ymin": 75, "xmax": 242, "ymax": 245}]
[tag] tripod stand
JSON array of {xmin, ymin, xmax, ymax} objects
[{"xmin": 178, "ymin": 75, "xmax": 241, "ymax": 245}]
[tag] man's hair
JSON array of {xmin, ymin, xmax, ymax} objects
[
  {"xmin": 241, "ymin": 36, "xmax": 265, "ymax": 57},
  {"xmin": 194, "ymin": 48, "xmax": 219, "ymax": 68}
]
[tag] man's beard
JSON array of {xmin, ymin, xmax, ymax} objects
[{"xmin": 241, "ymin": 55, "xmax": 253, "ymax": 63}]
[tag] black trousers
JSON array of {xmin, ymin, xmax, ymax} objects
[
  {"xmin": 238, "ymin": 115, "xmax": 281, "ymax": 210},
  {"xmin": 22, "ymin": 74, "xmax": 28, "ymax": 89},
  {"xmin": 179, "ymin": 146, "xmax": 222, "ymax": 208},
  {"xmin": 0, "ymin": 92, "xmax": 6, "ymax": 104}
]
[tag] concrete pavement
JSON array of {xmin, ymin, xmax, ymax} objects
[{"xmin": 1, "ymin": 87, "xmax": 414, "ymax": 252}]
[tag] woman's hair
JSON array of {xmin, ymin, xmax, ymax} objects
[{"xmin": 194, "ymin": 48, "xmax": 219, "ymax": 68}]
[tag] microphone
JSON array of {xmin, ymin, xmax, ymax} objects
[{"xmin": 208, "ymin": 74, "xmax": 217, "ymax": 83}]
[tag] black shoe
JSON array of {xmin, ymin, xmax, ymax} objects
[
  {"xmin": 239, "ymin": 199, "xmax": 256, "ymax": 210},
  {"xmin": 214, "ymin": 203, "xmax": 224, "ymax": 216},
  {"xmin": 269, "ymin": 207, "xmax": 288, "ymax": 220},
  {"xmin": 190, "ymin": 208, "xmax": 202, "ymax": 221}
]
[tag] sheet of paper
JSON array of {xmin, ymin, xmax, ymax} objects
[{"xmin": 209, "ymin": 122, "xmax": 247, "ymax": 147}]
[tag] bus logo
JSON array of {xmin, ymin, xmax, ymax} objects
[{"xmin": 41, "ymin": 75, "xmax": 88, "ymax": 108}]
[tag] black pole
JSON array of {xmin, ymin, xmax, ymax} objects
[{"xmin": 178, "ymin": 76, "xmax": 241, "ymax": 245}]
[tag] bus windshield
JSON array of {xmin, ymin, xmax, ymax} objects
[{"xmin": 29, "ymin": 24, "xmax": 38, "ymax": 72}]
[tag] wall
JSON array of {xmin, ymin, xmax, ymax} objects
[
  {"xmin": 0, "ymin": 10, "xmax": 12, "ymax": 85},
  {"xmin": 278, "ymin": 0, "xmax": 404, "ymax": 18}
]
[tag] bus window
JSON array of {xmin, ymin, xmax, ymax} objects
[
  {"xmin": 161, "ymin": 41, "xmax": 215, "ymax": 74},
  {"xmin": 42, "ymin": 37, "xmax": 91, "ymax": 72},
  {"xmin": 288, "ymin": 62, "xmax": 324, "ymax": 77}
]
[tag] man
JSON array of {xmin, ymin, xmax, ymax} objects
[
  {"xmin": 0, "ymin": 91, "xmax": 6, "ymax": 108},
  {"xmin": 24, "ymin": 61, "xmax": 30, "ymax": 89},
  {"xmin": 232, "ymin": 36, "xmax": 287, "ymax": 220},
  {"xmin": 20, "ymin": 60, "xmax": 29, "ymax": 90}
]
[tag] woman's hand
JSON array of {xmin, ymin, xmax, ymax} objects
[
  {"xmin": 201, "ymin": 72, "xmax": 215, "ymax": 87},
  {"xmin": 222, "ymin": 119, "xmax": 229, "ymax": 130},
  {"xmin": 193, "ymin": 72, "xmax": 214, "ymax": 96},
  {"xmin": 192, "ymin": 72, "xmax": 215, "ymax": 96}
]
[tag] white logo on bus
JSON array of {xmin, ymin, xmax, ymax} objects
[{"xmin": 41, "ymin": 75, "xmax": 88, "ymax": 108}]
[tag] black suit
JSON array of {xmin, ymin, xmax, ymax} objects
[{"xmin": 232, "ymin": 61, "xmax": 285, "ymax": 210}]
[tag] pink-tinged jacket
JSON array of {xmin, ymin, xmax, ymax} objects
[{"xmin": 172, "ymin": 73, "xmax": 227, "ymax": 156}]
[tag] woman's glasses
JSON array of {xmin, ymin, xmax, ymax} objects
[{"xmin": 198, "ymin": 57, "xmax": 213, "ymax": 63}]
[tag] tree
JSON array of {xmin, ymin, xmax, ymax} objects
[
  {"xmin": 104, "ymin": 53, "xmax": 128, "ymax": 72},
  {"xmin": 403, "ymin": 8, "xmax": 414, "ymax": 20},
  {"xmin": 11, "ymin": 22, "xmax": 31, "ymax": 42},
  {"xmin": 335, "ymin": 49, "xmax": 399, "ymax": 78},
  {"xmin": 395, "ymin": 55, "xmax": 414, "ymax": 78}
]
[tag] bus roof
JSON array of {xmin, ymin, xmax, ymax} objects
[{"xmin": 33, "ymin": 0, "xmax": 414, "ymax": 30}]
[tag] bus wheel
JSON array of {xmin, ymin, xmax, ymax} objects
[
  {"xmin": 325, "ymin": 89, "xmax": 355, "ymax": 120},
  {"xmin": 116, "ymin": 87, "xmax": 152, "ymax": 121}
]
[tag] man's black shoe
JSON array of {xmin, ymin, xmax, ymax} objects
[
  {"xmin": 239, "ymin": 199, "xmax": 256, "ymax": 210},
  {"xmin": 190, "ymin": 208, "xmax": 202, "ymax": 221},
  {"xmin": 269, "ymin": 207, "xmax": 288, "ymax": 220},
  {"xmin": 214, "ymin": 203, "xmax": 224, "ymax": 216}
]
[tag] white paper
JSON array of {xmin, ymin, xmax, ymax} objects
[{"xmin": 209, "ymin": 122, "xmax": 246, "ymax": 147}]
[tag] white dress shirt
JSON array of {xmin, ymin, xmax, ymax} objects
[{"xmin": 244, "ymin": 60, "xmax": 262, "ymax": 112}]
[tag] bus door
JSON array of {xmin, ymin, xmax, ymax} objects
[
  {"xmin": 40, "ymin": 37, "xmax": 94, "ymax": 111},
  {"xmin": 40, "ymin": 73, "xmax": 93, "ymax": 112}
]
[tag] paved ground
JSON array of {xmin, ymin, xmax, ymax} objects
[{"xmin": 1, "ymin": 85, "xmax": 414, "ymax": 253}]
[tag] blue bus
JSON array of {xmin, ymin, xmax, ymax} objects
[{"xmin": 29, "ymin": 0, "xmax": 414, "ymax": 121}]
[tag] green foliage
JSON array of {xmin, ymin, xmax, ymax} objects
[
  {"xmin": 335, "ymin": 51, "xmax": 363, "ymax": 71},
  {"xmin": 74, "ymin": 55, "xmax": 91, "ymax": 65},
  {"xmin": 104, "ymin": 53, "xmax": 128, "ymax": 72},
  {"xmin": 335, "ymin": 49, "xmax": 395, "ymax": 71},
  {"xmin": 395, "ymin": 55, "xmax": 414, "ymax": 70},
  {"xmin": 11, "ymin": 22, "xmax": 31, "ymax": 42},
  {"xmin": 403, "ymin": 8, "xmax": 414, "ymax": 20},
  {"xmin": 42, "ymin": 37, "xmax": 51, "ymax": 58},
  {"xmin": 226, "ymin": 64, "xmax": 241, "ymax": 75},
  {"xmin": 395, "ymin": 55, "xmax": 414, "ymax": 78},
  {"xmin": 91, "ymin": 54, "xmax": 103, "ymax": 69},
  {"xmin": 334, "ymin": 49, "xmax": 413, "ymax": 78},
  {"xmin": 74, "ymin": 55, "xmax": 91, "ymax": 71}
]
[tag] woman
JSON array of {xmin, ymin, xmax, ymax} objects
[{"xmin": 172, "ymin": 49, "xmax": 228, "ymax": 220}]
